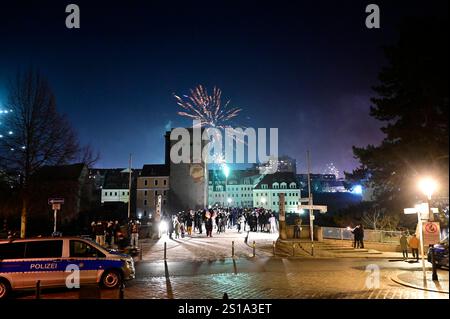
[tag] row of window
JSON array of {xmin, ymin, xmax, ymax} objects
[
  {"xmin": 261, "ymin": 182, "xmax": 297, "ymax": 189},
  {"xmin": 143, "ymin": 190, "xmax": 167, "ymax": 196},
  {"xmin": 143, "ymin": 179, "xmax": 167, "ymax": 186},
  {"xmin": 104, "ymin": 191, "xmax": 129, "ymax": 197},
  {"xmin": 255, "ymin": 192, "xmax": 298, "ymax": 197},
  {"xmin": 256, "ymin": 201, "xmax": 299, "ymax": 206},
  {"xmin": 143, "ymin": 199, "xmax": 166, "ymax": 206}
]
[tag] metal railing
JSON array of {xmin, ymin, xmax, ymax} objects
[{"xmin": 322, "ymin": 226, "xmax": 402, "ymax": 243}]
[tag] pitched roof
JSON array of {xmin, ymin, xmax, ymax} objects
[
  {"xmin": 103, "ymin": 169, "xmax": 130, "ymax": 189},
  {"xmin": 141, "ymin": 164, "xmax": 169, "ymax": 177},
  {"xmin": 254, "ymin": 172, "xmax": 299, "ymax": 189}
]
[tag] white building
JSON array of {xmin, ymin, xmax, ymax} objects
[
  {"xmin": 100, "ymin": 168, "xmax": 131, "ymax": 204},
  {"xmin": 208, "ymin": 169, "xmax": 261, "ymax": 208},
  {"xmin": 253, "ymin": 172, "xmax": 301, "ymax": 213}
]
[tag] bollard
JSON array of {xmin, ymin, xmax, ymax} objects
[
  {"xmin": 35, "ymin": 280, "xmax": 41, "ymax": 299},
  {"xmin": 139, "ymin": 242, "xmax": 143, "ymax": 261},
  {"xmin": 164, "ymin": 242, "xmax": 167, "ymax": 260},
  {"xmin": 272, "ymin": 241, "xmax": 276, "ymax": 256},
  {"xmin": 119, "ymin": 282, "xmax": 125, "ymax": 299},
  {"xmin": 232, "ymin": 241, "xmax": 235, "ymax": 258},
  {"xmin": 292, "ymin": 243, "xmax": 295, "ymax": 257},
  {"xmin": 252, "ymin": 241, "xmax": 256, "ymax": 257},
  {"xmin": 431, "ymin": 247, "xmax": 439, "ymax": 281}
]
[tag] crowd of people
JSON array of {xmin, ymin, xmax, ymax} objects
[
  {"xmin": 162, "ymin": 207, "xmax": 279, "ymax": 239},
  {"xmin": 90, "ymin": 219, "xmax": 140, "ymax": 249}
]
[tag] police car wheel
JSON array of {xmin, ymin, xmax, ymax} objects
[
  {"xmin": 102, "ymin": 270, "xmax": 122, "ymax": 289},
  {"xmin": 0, "ymin": 279, "xmax": 11, "ymax": 299}
]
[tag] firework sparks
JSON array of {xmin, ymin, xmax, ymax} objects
[
  {"xmin": 174, "ymin": 85, "xmax": 241, "ymax": 129},
  {"xmin": 323, "ymin": 162, "xmax": 340, "ymax": 179}
]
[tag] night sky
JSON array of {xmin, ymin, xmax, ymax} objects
[{"xmin": 0, "ymin": 0, "xmax": 448, "ymax": 174}]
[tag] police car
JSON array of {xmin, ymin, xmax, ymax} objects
[{"xmin": 0, "ymin": 236, "xmax": 135, "ymax": 298}]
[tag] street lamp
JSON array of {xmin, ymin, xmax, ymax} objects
[
  {"xmin": 418, "ymin": 177, "xmax": 438, "ymax": 221},
  {"xmin": 418, "ymin": 177, "xmax": 438, "ymax": 201}
]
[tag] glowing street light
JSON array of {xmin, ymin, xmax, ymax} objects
[
  {"xmin": 418, "ymin": 176, "xmax": 438, "ymax": 222},
  {"xmin": 418, "ymin": 177, "xmax": 438, "ymax": 201}
]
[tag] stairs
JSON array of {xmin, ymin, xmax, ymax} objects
[{"xmin": 275, "ymin": 239, "xmax": 382, "ymax": 257}]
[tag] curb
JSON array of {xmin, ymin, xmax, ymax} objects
[{"xmin": 390, "ymin": 272, "xmax": 449, "ymax": 294}]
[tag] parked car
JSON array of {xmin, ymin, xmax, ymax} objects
[
  {"xmin": 0, "ymin": 236, "xmax": 135, "ymax": 299},
  {"xmin": 427, "ymin": 237, "xmax": 449, "ymax": 269}
]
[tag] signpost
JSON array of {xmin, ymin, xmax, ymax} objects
[
  {"xmin": 404, "ymin": 202, "xmax": 440, "ymax": 280},
  {"xmin": 48, "ymin": 198, "xmax": 64, "ymax": 235}
]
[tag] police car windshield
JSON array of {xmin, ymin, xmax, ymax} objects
[{"xmin": 83, "ymin": 238, "xmax": 109, "ymax": 251}]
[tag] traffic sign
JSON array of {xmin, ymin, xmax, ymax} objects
[
  {"xmin": 298, "ymin": 204, "xmax": 327, "ymax": 213},
  {"xmin": 48, "ymin": 198, "xmax": 64, "ymax": 205},
  {"xmin": 423, "ymin": 222, "xmax": 441, "ymax": 246}
]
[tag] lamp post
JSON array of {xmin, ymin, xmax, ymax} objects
[{"xmin": 418, "ymin": 177, "xmax": 439, "ymax": 281}]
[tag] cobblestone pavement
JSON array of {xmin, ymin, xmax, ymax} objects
[
  {"xmin": 14, "ymin": 229, "xmax": 448, "ymax": 299},
  {"xmin": 139, "ymin": 229, "xmax": 278, "ymax": 261},
  {"xmin": 16, "ymin": 257, "xmax": 449, "ymax": 299}
]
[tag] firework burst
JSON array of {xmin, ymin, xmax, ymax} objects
[{"xmin": 174, "ymin": 85, "xmax": 241, "ymax": 129}]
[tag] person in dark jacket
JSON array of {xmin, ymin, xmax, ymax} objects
[
  {"xmin": 205, "ymin": 214, "xmax": 213, "ymax": 237},
  {"xmin": 356, "ymin": 224, "xmax": 364, "ymax": 248}
]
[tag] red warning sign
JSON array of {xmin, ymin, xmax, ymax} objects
[{"xmin": 422, "ymin": 222, "xmax": 440, "ymax": 246}]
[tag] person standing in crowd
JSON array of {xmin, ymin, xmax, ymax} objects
[
  {"xmin": 168, "ymin": 216, "xmax": 174, "ymax": 239},
  {"xmin": 409, "ymin": 233, "xmax": 420, "ymax": 262},
  {"xmin": 205, "ymin": 213, "xmax": 213, "ymax": 237},
  {"xmin": 186, "ymin": 212, "xmax": 193, "ymax": 236},
  {"xmin": 130, "ymin": 220, "xmax": 140, "ymax": 249},
  {"xmin": 293, "ymin": 217, "xmax": 302, "ymax": 239},
  {"xmin": 269, "ymin": 214, "xmax": 277, "ymax": 234},
  {"xmin": 174, "ymin": 217, "xmax": 180, "ymax": 239},
  {"xmin": 400, "ymin": 232, "xmax": 409, "ymax": 260},
  {"xmin": 112, "ymin": 221, "xmax": 121, "ymax": 248},
  {"xmin": 106, "ymin": 221, "xmax": 114, "ymax": 247},
  {"xmin": 95, "ymin": 221, "xmax": 105, "ymax": 246}
]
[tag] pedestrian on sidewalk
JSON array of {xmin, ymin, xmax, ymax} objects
[
  {"xmin": 130, "ymin": 220, "xmax": 140, "ymax": 249},
  {"xmin": 351, "ymin": 225, "xmax": 360, "ymax": 248},
  {"xmin": 174, "ymin": 217, "xmax": 180, "ymax": 239},
  {"xmin": 400, "ymin": 232, "xmax": 409, "ymax": 260},
  {"xmin": 269, "ymin": 214, "xmax": 277, "ymax": 234},
  {"xmin": 95, "ymin": 221, "xmax": 105, "ymax": 246},
  {"xmin": 409, "ymin": 233, "xmax": 420, "ymax": 261},
  {"xmin": 205, "ymin": 214, "xmax": 213, "ymax": 237},
  {"xmin": 186, "ymin": 213, "xmax": 193, "ymax": 236},
  {"xmin": 356, "ymin": 224, "xmax": 364, "ymax": 249},
  {"xmin": 293, "ymin": 218, "xmax": 302, "ymax": 238}
]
